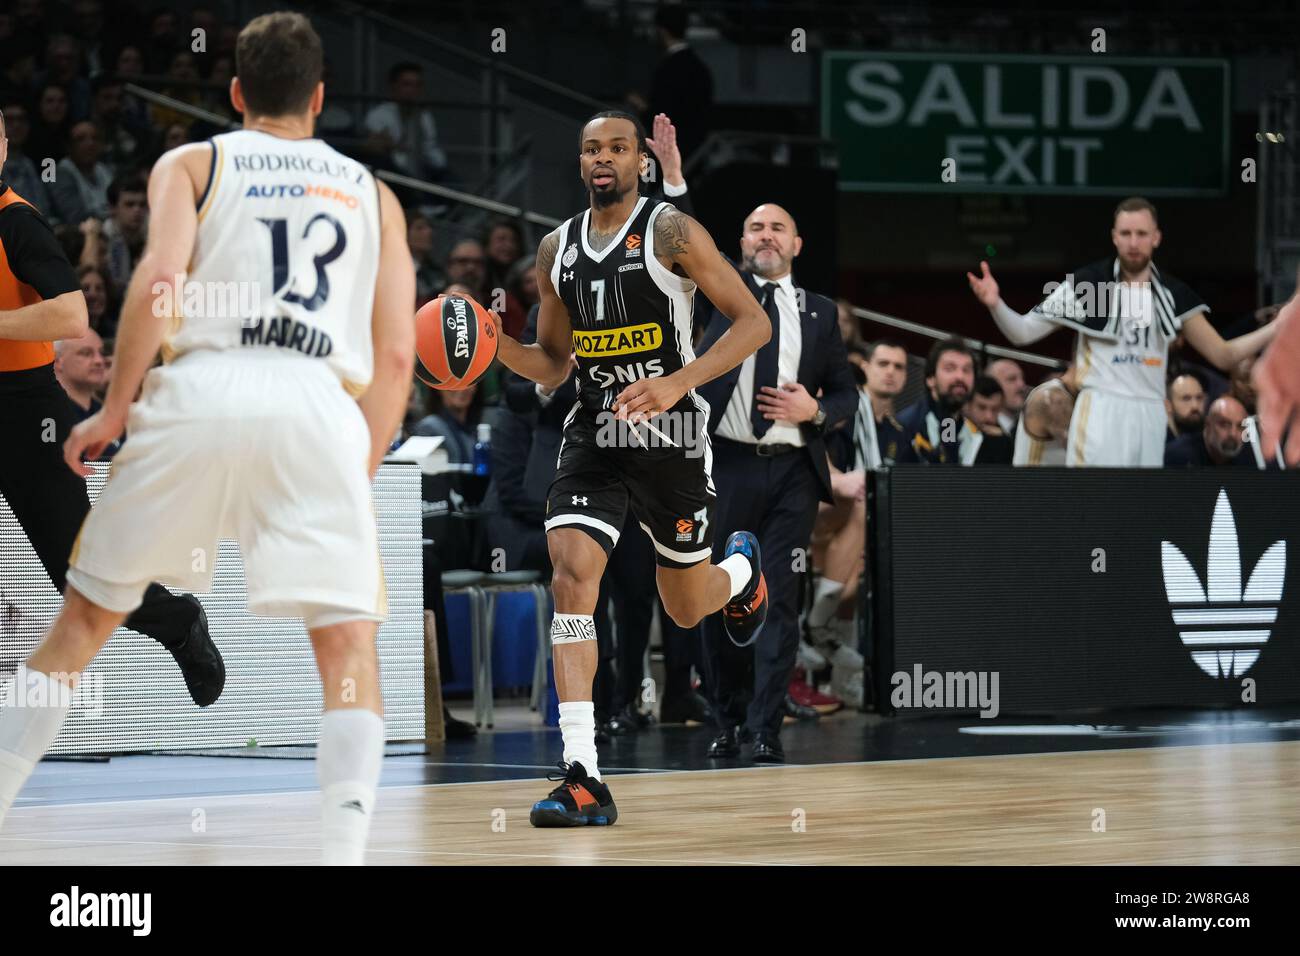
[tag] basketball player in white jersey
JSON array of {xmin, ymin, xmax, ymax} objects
[
  {"xmin": 1012, "ymin": 368, "xmax": 1078, "ymax": 467},
  {"xmin": 0, "ymin": 13, "xmax": 415, "ymax": 865},
  {"xmin": 968, "ymin": 197, "xmax": 1278, "ymax": 467}
]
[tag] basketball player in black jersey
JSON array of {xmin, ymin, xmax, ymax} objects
[{"xmin": 493, "ymin": 111, "xmax": 772, "ymax": 827}]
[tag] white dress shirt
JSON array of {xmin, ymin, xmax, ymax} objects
[{"xmin": 716, "ymin": 273, "xmax": 805, "ymax": 446}]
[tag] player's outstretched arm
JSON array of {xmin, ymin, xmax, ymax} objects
[
  {"xmin": 656, "ymin": 208, "xmax": 769, "ymax": 393},
  {"xmin": 1181, "ymin": 310, "xmax": 1280, "ymax": 372},
  {"xmin": 967, "ymin": 260, "xmax": 1056, "ymax": 346},
  {"xmin": 64, "ymin": 144, "xmax": 206, "ymax": 474},
  {"xmin": 358, "ymin": 180, "xmax": 417, "ymax": 476},
  {"xmin": 492, "ymin": 229, "xmax": 573, "ymax": 390}
]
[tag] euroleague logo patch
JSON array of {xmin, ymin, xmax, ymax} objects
[
  {"xmin": 625, "ymin": 233, "xmax": 642, "ymax": 258},
  {"xmin": 675, "ymin": 517, "xmax": 695, "ymax": 542}
]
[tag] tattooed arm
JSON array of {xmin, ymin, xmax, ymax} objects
[
  {"xmin": 614, "ymin": 207, "xmax": 770, "ymax": 419},
  {"xmin": 491, "ymin": 228, "xmax": 574, "ymax": 390}
]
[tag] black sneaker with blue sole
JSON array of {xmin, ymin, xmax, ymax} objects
[{"xmin": 529, "ymin": 761, "xmax": 619, "ymax": 828}]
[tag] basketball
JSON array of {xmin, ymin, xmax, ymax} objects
[{"xmin": 414, "ymin": 293, "xmax": 498, "ymax": 390}]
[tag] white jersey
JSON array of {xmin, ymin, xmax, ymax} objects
[
  {"xmin": 1032, "ymin": 257, "xmax": 1206, "ymax": 405},
  {"xmin": 1013, "ymin": 378, "xmax": 1070, "ymax": 466},
  {"xmin": 167, "ymin": 129, "xmax": 382, "ymax": 396},
  {"xmin": 1072, "ymin": 285, "xmax": 1171, "ymax": 403}
]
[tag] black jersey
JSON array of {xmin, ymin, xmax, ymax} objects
[{"xmin": 551, "ymin": 196, "xmax": 699, "ymax": 414}]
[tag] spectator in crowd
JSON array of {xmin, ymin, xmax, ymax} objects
[
  {"xmin": 985, "ymin": 357, "xmax": 1027, "ymax": 435},
  {"xmin": 29, "ymin": 82, "xmax": 72, "ymax": 167},
  {"xmin": 445, "ymin": 238, "xmax": 487, "ymax": 303},
  {"xmin": 37, "ymin": 35, "xmax": 91, "ymax": 121},
  {"xmin": 1166, "ymin": 371, "xmax": 1206, "ymax": 442},
  {"xmin": 89, "ymin": 73, "xmax": 138, "ymax": 172},
  {"xmin": 0, "ymin": 38, "xmax": 40, "ymax": 112},
  {"xmin": 1229, "ymin": 357, "xmax": 1257, "ymax": 415},
  {"xmin": 149, "ymin": 51, "xmax": 202, "ymax": 135},
  {"xmin": 0, "ymin": 102, "xmax": 55, "ymax": 215},
  {"xmin": 93, "ymin": 174, "xmax": 145, "ymax": 291},
  {"xmin": 407, "ymin": 212, "xmax": 445, "ymax": 306},
  {"xmin": 836, "ymin": 297, "xmax": 866, "ymax": 350},
  {"xmin": 52, "ymin": 327, "xmax": 107, "ymax": 414},
  {"xmin": 144, "ymin": 8, "xmax": 182, "ymax": 74},
  {"xmin": 1165, "ymin": 395, "xmax": 1255, "ymax": 468},
  {"xmin": 897, "ymin": 338, "xmax": 983, "ymax": 465},
  {"xmin": 110, "ymin": 44, "xmax": 154, "ymax": 144},
  {"xmin": 70, "ymin": 0, "xmax": 112, "ymax": 78},
  {"xmin": 364, "ymin": 62, "xmax": 450, "ymax": 188},
  {"xmin": 966, "ymin": 374, "xmax": 1007, "ymax": 436},
  {"xmin": 483, "ymin": 218, "xmax": 523, "ymax": 299},
  {"xmin": 51, "ymin": 120, "xmax": 112, "ymax": 223},
  {"xmin": 411, "ymin": 382, "xmax": 498, "ymax": 464},
  {"xmin": 498, "ymin": 254, "xmax": 537, "ymax": 340},
  {"xmin": 633, "ymin": 4, "xmax": 713, "ymax": 164},
  {"xmin": 77, "ymin": 263, "xmax": 116, "ymax": 336},
  {"xmin": 695, "ymin": 202, "xmax": 858, "ymax": 763}
]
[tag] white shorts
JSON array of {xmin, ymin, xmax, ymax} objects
[
  {"xmin": 1066, "ymin": 388, "xmax": 1167, "ymax": 468},
  {"xmin": 67, "ymin": 350, "xmax": 385, "ymax": 624}
]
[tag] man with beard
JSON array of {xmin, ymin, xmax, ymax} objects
[
  {"xmin": 985, "ymin": 358, "xmax": 1027, "ymax": 436},
  {"xmin": 897, "ymin": 338, "xmax": 985, "ymax": 465},
  {"xmin": 490, "ymin": 112, "xmax": 773, "ymax": 821},
  {"xmin": 968, "ymin": 197, "xmax": 1279, "ymax": 466},
  {"xmin": 1165, "ymin": 395, "xmax": 1256, "ymax": 468},
  {"xmin": 1166, "ymin": 372, "xmax": 1206, "ymax": 442},
  {"xmin": 692, "ymin": 202, "xmax": 858, "ymax": 761}
]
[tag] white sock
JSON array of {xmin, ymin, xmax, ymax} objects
[
  {"xmin": 0, "ymin": 667, "xmax": 74, "ymax": 827},
  {"xmin": 808, "ymin": 578, "xmax": 846, "ymax": 629},
  {"xmin": 719, "ymin": 552, "xmax": 754, "ymax": 599},
  {"xmin": 316, "ymin": 708, "xmax": 385, "ymax": 866},
  {"xmin": 558, "ymin": 700, "xmax": 600, "ymax": 781}
]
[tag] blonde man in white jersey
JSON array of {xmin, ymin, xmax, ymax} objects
[
  {"xmin": 0, "ymin": 13, "xmax": 415, "ymax": 866},
  {"xmin": 968, "ymin": 198, "xmax": 1278, "ymax": 467}
]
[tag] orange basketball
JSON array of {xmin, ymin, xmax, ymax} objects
[{"xmin": 414, "ymin": 293, "xmax": 498, "ymax": 390}]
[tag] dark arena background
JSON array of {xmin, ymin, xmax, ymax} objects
[{"xmin": 0, "ymin": 0, "xmax": 1296, "ymax": 930}]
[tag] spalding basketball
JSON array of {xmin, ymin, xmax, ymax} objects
[{"xmin": 414, "ymin": 293, "xmax": 498, "ymax": 390}]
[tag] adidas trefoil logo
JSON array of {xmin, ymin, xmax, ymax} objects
[{"xmin": 1161, "ymin": 489, "xmax": 1286, "ymax": 679}]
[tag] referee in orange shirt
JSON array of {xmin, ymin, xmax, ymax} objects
[{"xmin": 0, "ymin": 111, "xmax": 223, "ymax": 705}]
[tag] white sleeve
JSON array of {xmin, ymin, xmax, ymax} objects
[{"xmin": 991, "ymin": 299, "xmax": 1057, "ymax": 346}]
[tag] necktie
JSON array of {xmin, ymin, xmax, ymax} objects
[{"xmin": 751, "ymin": 282, "xmax": 782, "ymax": 439}]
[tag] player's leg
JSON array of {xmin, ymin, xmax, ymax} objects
[
  {"xmin": 530, "ymin": 423, "xmax": 627, "ymax": 827},
  {"xmin": 0, "ymin": 377, "xmax": 224, "ymax": 706},
  {"xmin": 1066, "ymin": 388, "xmax": 1110, "ymax": 466},
  {"xmin": 307, "ymin": 614, "xmax": 384, "ymax": 867},
  {"xmin": 1137, "ymin": 400, "xmax": 1169, "ymax": 467},
  {"xmin": 0, "ymin": 584, "xmax": 132, "ymax": 829},
  {"xmin": 529, "ymin": 526, "xmax": 621, "ymax": 827}
]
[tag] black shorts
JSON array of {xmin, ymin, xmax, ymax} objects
[{"xmin": 545, "ymin": 404, "xmax": 716, "ymax": 569}]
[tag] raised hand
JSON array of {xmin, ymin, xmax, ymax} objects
[{"xmin": 966, "ymin": 260, "xmax": 1001, "ymax": 310}]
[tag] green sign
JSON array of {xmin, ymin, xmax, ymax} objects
[{"xmin": 821, "ymin": 52, "xmax": 1230, "ymax": 196}]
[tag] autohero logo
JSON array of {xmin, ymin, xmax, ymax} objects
[
  {"xmin": 1162, "ymin": 488, "xmax": 1286, "ymax": 679},
  {"xmin": 50, "ymin": 886, "xmax": 151, "ymax": 936},
  {"xmin": 445, "ymin": 297, "xmax": 471, "ymax": 359}
]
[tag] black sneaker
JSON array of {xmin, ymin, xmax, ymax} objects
[
  {"xmin": 168, "ymin": 595, "xmax": 225, "ymax": 708},
  {"xmin": 721, "ymin": 531, "xmax": 768, "ymax": 647},
  {"xmin": 529, "ymin": 761, "xmax": 618, "ymax": 828}
]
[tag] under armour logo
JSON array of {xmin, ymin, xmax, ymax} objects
[
  {"xmin": 571, "ymin": 496, "xmax": 588, "ymax": 506},
  {"xmin": 562, "ymin": 271, "xmax": 574, "ymax": 282}
]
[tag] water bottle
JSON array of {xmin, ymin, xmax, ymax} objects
[{"xmin": 472, "ymin": 423, "xmax": 492, "ymax": 477}]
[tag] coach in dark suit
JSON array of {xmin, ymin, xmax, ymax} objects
[{"xmin": 694, "ymin": 203, "xmax": 858, "ymax": 763}]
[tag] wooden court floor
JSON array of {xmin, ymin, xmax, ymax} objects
[{"xmin": 2, "ymin": 740, "xmax": 1297, "ymax": 865}]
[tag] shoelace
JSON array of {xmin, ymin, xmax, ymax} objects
[{"xmin": 545, "ymin": 760, "xmax": 583, "ymax": 784}]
